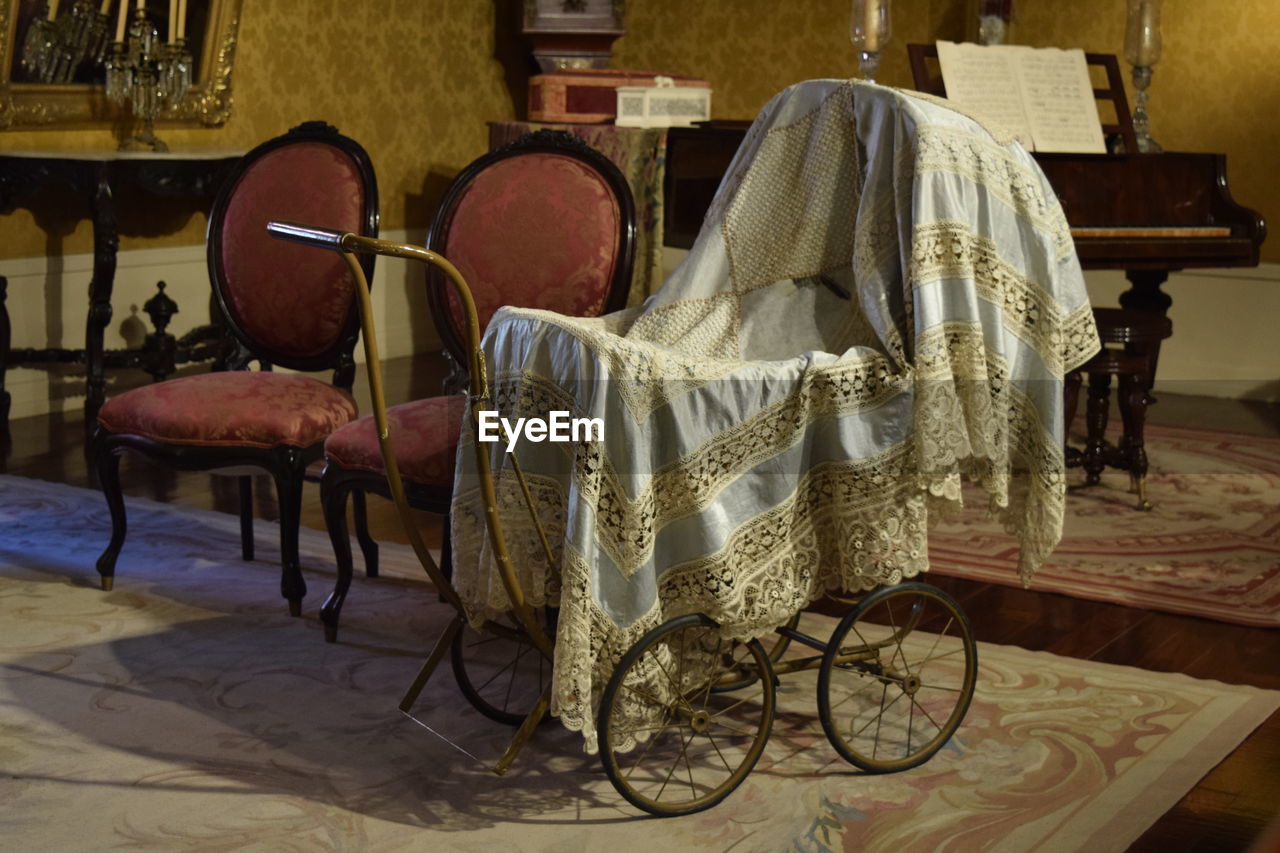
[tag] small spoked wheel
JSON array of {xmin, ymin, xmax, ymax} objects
[
  {"xmin": 598, "ymin": 613, "xmax": 776, "ymax": 816},
  {"xmin": 451, "ymin": 611, "xmax": 554, "ymax": 726},
  {"xmin": 817, "ymin": 581, "xmax": 977, "ymax": 773}
]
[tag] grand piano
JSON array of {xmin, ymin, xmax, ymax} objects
[{"xmin": 662, "ymin": 51, "xmax": 1266, "ymax": 320}]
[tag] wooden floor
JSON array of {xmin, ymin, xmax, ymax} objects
[{"xmin": 2, "ymin": 356, "xmax": 1278, "ymax": 851}]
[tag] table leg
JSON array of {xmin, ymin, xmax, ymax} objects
[{"xmin": 84, "ymin": 163, "xmax": 118, "ymax": 431}]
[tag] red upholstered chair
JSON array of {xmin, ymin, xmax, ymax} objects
[
  {"xmin": 93, "ymin": 122, "xmax": 379, "ymax": 616},
  {"xmin": 317, "ymin": 129, "xmax": 635, "ymax": 642}
]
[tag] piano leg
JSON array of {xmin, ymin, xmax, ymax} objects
[
  {"xmin": 1119, "ymin": 270, "xmax": 1172, "ymax": 408},
  {"xmin": 1119, "ymin": 270, "xmax": 1173, "ymax": 316}
]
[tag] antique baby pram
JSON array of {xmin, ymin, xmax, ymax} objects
[{"xmin": 269, "ymin": 79, "xmax": 1097, "ymax": 817}]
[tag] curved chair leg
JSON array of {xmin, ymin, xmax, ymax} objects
[
  {"xmin": 351, "ymin": 489, "xmax": 379, "ymax": 578},
  {"xmin": 94, "ymin": 442, "xmax": 126, "ymax": 591},
  {"xmin": 319, "ymin": 475, "xmax": 356, "ymax": 643},
  {"xmin": 238, "ymin": 475, "xmax": 255, "ymax": 561},
  {"xmin": 273, "ymin": 450, "xmax": 307, "ymax": 617}
]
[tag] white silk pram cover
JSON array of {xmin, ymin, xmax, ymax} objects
[{"xmin": 450, "ymin": 79, "xmax": 1099, "ymax": 750}]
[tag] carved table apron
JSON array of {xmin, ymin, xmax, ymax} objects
[{"xmin": 0, "ymin": 149, "xmax": 242, "ymax": 432}]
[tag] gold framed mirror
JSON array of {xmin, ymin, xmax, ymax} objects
[{"xmin": 0, "ymin": 0, "xmax": 242, "ymax": 129}]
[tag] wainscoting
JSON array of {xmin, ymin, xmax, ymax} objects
[{"xmin": 0, "ymin": 228, "xmax": 439, "ymax": 421}]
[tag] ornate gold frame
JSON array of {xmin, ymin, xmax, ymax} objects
[{"xmin": 0, "ymin": 0, "xmax": 242, "ymax": 130}]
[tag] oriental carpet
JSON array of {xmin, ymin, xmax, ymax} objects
[
  {"xmin": 0, "ymin": 475, "xmax": 1276, "ymax": 852},
  {"xmin": 930, "ymin": 423, "xmax": 1280, "ymax": 627}
]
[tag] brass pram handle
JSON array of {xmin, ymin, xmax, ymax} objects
[
  {"xmin": 265, "ymin": 221, "xmax": 350, "ymax": 251},
  {"xmin": 265, "ymin": 221, "xmax": 555, "ymax": 663}
]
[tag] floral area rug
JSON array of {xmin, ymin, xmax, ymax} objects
[
  {"xmin": 1, "ymin": 474, "xmax": 1276, "ymax": 852},
  {"xmin": 930, "ymin": 424, "xmax": 1280, "ymax": 627}
]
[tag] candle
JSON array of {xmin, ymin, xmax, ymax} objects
[
  {"xmin": 1137, "ymin": 2, "xmax": 1157, "ymax": 64},
  {"xmin": 100, "ymin": 0, "xmax": 112, "ymax": 14},
  {"xmin": 1126, "ymin": 0, "xmax": 1162, "ymax": 67},
  {"xmin": 47, "ymin": 0, "xmax": 59, "ymax": 20},
  {"xmin": 167, "ymin": 0, "xmax": 175, "ymax": 42},
  {"xmin": 863, "ymin": 0, "xmax": 881, "ymax": 52},
  {"xmin": 115, "ymin": 0, "xmax": 127, "ymax": 40},
  {"xmin": 136, "ymin": 0, "xmax": 144, "ymax": 10},
  {"xmin": 177, "ymin": 0, "xmax": 186, "ymax": 40}
]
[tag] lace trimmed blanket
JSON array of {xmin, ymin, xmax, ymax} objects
[{"xmin": 449, "ymin": 79, "xmax": 1099, "ymax": 751}]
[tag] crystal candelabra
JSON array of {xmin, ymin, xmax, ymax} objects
[
  {"xmin": 1124, "ymin": 0, "xmax": 1163, "ymax": 153},
  {"xmin": 105, "ymin": 5, "xmax": 191, "ymax": 152},
  {"xmin": 20, "ymin": 0, "xmax": 111, "ymax": 84},
  {"xmin": 850, "ymin": 0, "xmax": 892, "ymax": 83}
]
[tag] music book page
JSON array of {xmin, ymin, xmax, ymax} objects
[{"xmin": 935, "ymin": 41, "xmax": 1107, "ymax": 154}]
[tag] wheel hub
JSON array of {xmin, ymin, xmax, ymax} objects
[
  {"xmin": 902, "ymin": 673, "xmax": 921, "ymax": 696},
  {"xmin": 689, "ymin": 709, "xmax": 711, "ymax": 733}
]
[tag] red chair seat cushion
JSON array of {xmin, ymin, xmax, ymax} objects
[
  {"xmin": 324, "ymin": 394, "xmax": 466, "ymax": 487},
  {"xmin": 97, "ymin": 372, "xmax": 358, "ymax": 449}
]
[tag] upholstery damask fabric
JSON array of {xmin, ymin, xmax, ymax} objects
[
  {"xmin": 490, "ymin": 121, "xmax": 667, "ymax": 305},
  {"xmin": 97, "ymin": 372, "xmax": 357, "ymax": 449},
  {"xmin": 441, "ymin": 153, "xmax": 622, "ymax": 337},
  {"xmin": 218, "ymin": 142, "xmax": 364, "ymax": 358},
  {"xmin": 325, "ymin": 394, "xmax": 466, "ymax": 487},
  {"xmin": 450, "ymin": 80, "xmax": 1100, "ymax": 751}
]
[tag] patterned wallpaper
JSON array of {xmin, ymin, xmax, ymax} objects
[{"xmin": 2, "ymin": 0, "xmax": 1275, "ymax": 262}]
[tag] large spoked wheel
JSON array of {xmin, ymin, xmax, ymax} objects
[
  {"xmin": 450, "ymin": 612, "xmax": 554, "ymax": 726},
  {"xmin": 598, "ymin": 613, "xmax": 776, "ymax": 817},
  {"xmin": 817, "ymin": 581, "xmax": 977, "ymax": 774}
]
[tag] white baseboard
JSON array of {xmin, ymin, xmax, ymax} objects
[{"xmin": 1, "ymin": 228, "xmax": 441, "ymax": 420}]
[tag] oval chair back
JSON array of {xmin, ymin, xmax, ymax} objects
[
  {"xmin": 425, "ymin": 129, "xmax": 636, "ymax": 370},
  {"xmin": 208, "ymin": 120, "xmax": 380, "ymax": 382}
]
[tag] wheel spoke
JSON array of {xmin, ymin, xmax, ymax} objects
[
  {"xmin": 826, "ymin": 670, "xmax": 881, "ymax": 714},
  {"xmin": 652, "ymin": 644, "xmax": 694, "ymax": 712},
  {"xmin": 707, "ymin": 691, "xmax": 762, "ymax": 721},
  {"xmin": 871, "ymin": 681, "xmax": 889, "ymax": 759},
  {"xmin": 622, "ymin": 680, "xmax": 681, "ymax": 711},
  {"xmin": 704, "ymin": 729, "xmax": 734, "ymax": 774},
  {"xmin": 916, "ymin": 644, "xmax": 966, "ymax": 667},
  {"xmin": 884, "ymin": 599, "xmax": 912, "ymax": 680},
  {"xmin": 695, "ymin": 637, "xmax": 725, "ymax": 707},
  {"xmin": 850, "ymin": 685, "xmax": 904, "ymax": 740},
  {"xmin": 917, "ymin": 681, "xmax": 965, "ymax": 693},
  {"xmin": 918, "ymin": 615, "xmax": 954, "ymax": 667},
  {"xmin": 473, "ymin": 641, "xmax": 525, "ymax": 693},
  {"xmin": 705, "ymin": 718, "xmax": 755, "ymax": 738},
  {"xmin": 624, "ymin": 702, "xmax": 675, "ymax": 780},
  {"xmin": 908, "ymin": 692, "xmax": 945, "ymax": 732},
  {"xmin": 501, "ymin": 642, "xmax": 533, "ymax": 710}
]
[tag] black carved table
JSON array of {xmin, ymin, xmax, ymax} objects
[{"xmin": 0, "ymin": 149, "xmax": 243, "ymax": 434}]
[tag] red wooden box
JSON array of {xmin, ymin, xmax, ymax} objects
[{"xmin": 528, "ymin": 69, "xmax": 711, "ymax": 124}]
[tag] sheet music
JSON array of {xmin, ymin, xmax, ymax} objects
[
  {"xmin": 935, "ymin": 41, "xmax": 1107, "ymax": 154},
  {"xmin": 1016, "ymin": 47, "xmax": 1107, "ymax": 153},
  {"xmin": 935, "ymin": 40, "xmax": 1033, "ymax": 149}
]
